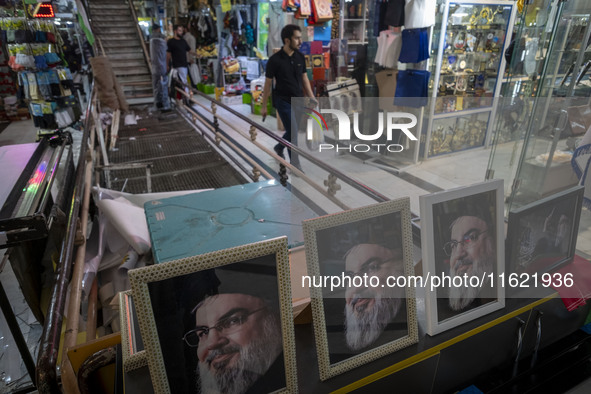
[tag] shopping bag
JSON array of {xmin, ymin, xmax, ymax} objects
[
  {"xmin": 394, "ymin": 69, "xmax": 431, "ymax": 107},
  {"xmin": 189, "ymin": 62, "xmax": 201, "ymax": 85},
  {"xmin": 399, "ymin": 28, "xmax": 429, "ymax": 63}
]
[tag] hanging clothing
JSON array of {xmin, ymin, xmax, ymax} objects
[
  {"xmin": 404, "ymin": 0, "xmax": 437, "ymax": 29},
  {"xmin": 375, "ymin": 31, "xmax": 402, "ymax": 69},
  {"xmin": 384, "ymin": 0, "xmax": 406, "ymax": 28}
]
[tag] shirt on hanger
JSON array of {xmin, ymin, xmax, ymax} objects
[{"xmin": 404, "ymin": 0, "xmax": 436, "ymax": 29}]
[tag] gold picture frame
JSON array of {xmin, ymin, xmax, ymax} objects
[
  {"xmin": 119, "ymin": 290, "xmax": 148, "ymax": 372},
  {"xmin": 129, "ymin": 237, "xmax": 297, "ymax": 393},
  {"xmin": 302, "ymin": 198, "xmax": 418, "ymax": 381}
]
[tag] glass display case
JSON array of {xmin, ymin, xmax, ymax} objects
[
  {"xmin": 486, "ymin": 0, "xmax": 591, "ymax": 212},
  {"xmin": 423, "ymin": 0, "xmax": 516, "ymax": 158}
]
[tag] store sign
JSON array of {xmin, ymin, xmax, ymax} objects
[
  {"xmin": 29, "ymin": 3, "xmax": 55, "ymax": 18},
  {"xmin": 306, "ymin": 109, "xmax": 418, "ymax": 153}
]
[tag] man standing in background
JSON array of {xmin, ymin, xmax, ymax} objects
[
  {"xmin": 167, "ymin": 24, "xmax": 191, "ymax": 89},
  {"xmin": 184, "ymin": 25, "xmax": 197, "ymax": 88},
  {"xmin": 149, "ymin": 24, "xmax": 170, "ymax": 111}
]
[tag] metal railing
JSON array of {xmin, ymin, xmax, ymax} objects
[
  {"xmin": 36, "ymin": 83, "xmax": 95, "ymax": 393},
  {"xmin": 175, "ymin": 86, "xmax": 390, "ymax": 211},
  {"xmin": 127, "ymin": 0, "xmax": 152, "ymax": 75}
]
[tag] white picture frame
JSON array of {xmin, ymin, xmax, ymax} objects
[{"xmin": 420, "ymin": 179, "xmax": 505, "ymax": 336}]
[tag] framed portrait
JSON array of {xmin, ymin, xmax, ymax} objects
[
  {"xmin": 129, "ymin": 237, "xmax": 297, "ymax": 394},
  {"xmin": 119, "ymin": 290, "xmax": 147, "ymax": 372},
  {"xmin": 302, "ymin": 198, "xmax": 418, "ymax": 381},
  {"xmin": 420, "ymin": 179, "xmax": 505, "ymax": 336},
  {"xmin": 506, "ymin": 185, "xmax": 584, "ymax": 278}
]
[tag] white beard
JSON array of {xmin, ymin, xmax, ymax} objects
[
  {"xmin": 344, "ymin": 295, "xmax": 402, "ymax": 351},
  {"xmin": 448, "ymin": 238, "xmax": 494, "ymax": 312},
  {"xmin": 197, "ymin": 314, "xmax": 282, "ymax": 394}
]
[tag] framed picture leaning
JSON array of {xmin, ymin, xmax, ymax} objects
[
  {"xmin": 420, "ymin": 179, "xmax": 505, "ymax": 336},
  {"xmin": 303, "ymin": 198, "xmax": 418, "ymax": 380},
  {"xmin": 129, "ymin": 237, "xmax": 297, "ymax": 394}
]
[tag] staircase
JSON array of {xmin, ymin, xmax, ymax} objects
[{"xmin": 88, "ymin": 0, "xmax": 153, "ymax": 100}]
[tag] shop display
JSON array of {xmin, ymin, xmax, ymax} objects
[
  {"xmin": 327, "ymin": 78, "xmax": 362, "ymax": 115},
  {"xmin": 129, "ymin": 237, "xmax": 297, "ymax": 394},
  {"xmin": 1, "ymin": 17, "xmax": 77, "ymax": 133},
  {"xmin": 505, "ymin": 186, "xmax": 583, "ymax": 284},
  {"xmin": 340, "ymin": 0, "xmax": 368, "ymax": 45},
  {"xmin": 428, "ymin": 111, "xmax": 490, "ymax": 156},
  {"xmin": 302, "ymin": 198, "xmax": 418, "ymax": 380},
  {"xmin": 424, "ymin": 0, "xmax": 515, "ymax": 157},
  {"xmin": 419, "ymin": 179, "xmax": 505, "ymax": 336}
]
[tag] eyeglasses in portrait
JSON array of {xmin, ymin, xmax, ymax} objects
[
  {"xmin": 420, "ymin": 179, "xmax": 505, "ymax": 336},
  {"xmin": 128, "ymin": 237, "xmax": 297, "ymax": 394},
  {"xmin": 302, "ymin": 198, "xmax": 418, "ymax": 380}
]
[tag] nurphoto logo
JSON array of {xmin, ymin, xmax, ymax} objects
[{"xmin": 305, "ymin": 109, "xmax": 418, "ymax": 153}]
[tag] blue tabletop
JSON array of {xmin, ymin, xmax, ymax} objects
[{"xmin": 144, "ymin": 180, "xmax": 317, "ymax": 263}]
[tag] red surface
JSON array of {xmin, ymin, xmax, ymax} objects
[{"xmin": 551, "ymin": 254, "xmax": 591, "ymax": 311}]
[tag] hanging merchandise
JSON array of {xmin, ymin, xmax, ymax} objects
[
  {"xmin": 297, "ymin": 0, "xmax": 312, "ymax": 19},
  {"xmin": 309, "ymin": 0, "xmax": 333, "ymax": 24},
  {"xmin": 394, "ymin": 69, "xmax": 430, "ymax": 107},
  {"xmin": 383, "ymin": 0, "xmax": 405, "ymax": 28},
  {"xmin": 404, "ymin": 0, "xmax": 437, "ymax": 29},
  {"xmin": 375, "ymin": 30, "xmax": 401, "ymax": 69},
  {"xmin": 398, "ymin": 27, "xmax": 429, "ymax": 63}
]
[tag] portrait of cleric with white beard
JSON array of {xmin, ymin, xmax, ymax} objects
[
  {"xmin": 434, "ymin": 193, "xmax": 498, "ymax": 321},
  {"xmin": 147, "ymin": 254, "xmax": 287, "ymax": 394},
  {"xmin": 313, "ymin": 212, "xmax": 412, "ymax": 364},
  {"xmin": 343, "ymin": 244, "xmax": 406, "ymax": 352}
]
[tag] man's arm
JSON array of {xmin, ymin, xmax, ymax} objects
[
  {"xmin": 302, "ymin": 73, "xmax": 318, "ymax": 106},
  {"xmin": 261, "ymin": 77, "xmax": 273, "ymax": 118},
  {"xmin": 166, "ymin": 52, "xmax": 171, "ymax": 72}
]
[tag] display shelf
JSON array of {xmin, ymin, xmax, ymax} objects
[{"xmin": 423, "ymin": 0, "xmax": 516, "ymax": 159}]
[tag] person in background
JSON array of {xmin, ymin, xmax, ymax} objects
[
  {"xmin": 183, "ymin": 24, "xmax": 197, "ymax": 88},
  {"xmin": 261, "ymin": 24, "xmax": 317, "ymax": 173},
  {"xmin": 167, "ymin": 24, "xmax": 191, "ymax": 89},
  {"xmin": 149, "ymin": 24, "xmax": 171, "ymax": 111}
]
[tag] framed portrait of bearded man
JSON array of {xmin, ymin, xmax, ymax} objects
[
  {"xmin": 420, "ymin": 179, "xmax": 505, "ymax": 336},
  {"xmin": 129, "ymin": 237, "xmax": 297, "ymax": 394},
  {"xmin": 302, "ymin": 198, "xmax": 418, "ymax": 381}
]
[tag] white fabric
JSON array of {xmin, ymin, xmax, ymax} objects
[
  {"xmin": 404, "ymin": 0, "xmax": 437, "ymax": 29},
  {"xmin": 375, "ymin": 31, "xmax": 402, "ymax": 69},
  {"xmin": 190, "ymin": 63, "xmax": 201, "ymax": 84}
]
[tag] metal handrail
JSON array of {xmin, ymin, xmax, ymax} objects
[
  {"xmin": 36, "ymin": 82, "xmax": 95, "ymax": 393},
  {"xmin": 177, "ymin": 87, "xmax": 390, "ymax": 205},
  {"xmin": 127, "ymin": 0, "xmax": 152, "ymax": 75}
]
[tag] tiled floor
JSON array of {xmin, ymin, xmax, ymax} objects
[{"xmin": 1, "ymin": 100, "xmax": 590, "ymax": 392}]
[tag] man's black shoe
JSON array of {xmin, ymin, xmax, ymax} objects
[{"xmin": 274, "ymin": 145, "xmax": 285, "ymax": 159}]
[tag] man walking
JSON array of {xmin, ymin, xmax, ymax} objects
[
  {"xmin": 149, "ymin": 24, "xmax": 170, "ymax": 111},
  {"xmin": 261, "ymin": 24, "xmax": 317, "ymax": 172},
  {"xmin": 167, "ymin": 24, "xmax": 191, "ymax": 89}
]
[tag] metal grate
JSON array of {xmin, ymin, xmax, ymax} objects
[{"xmin": 100, "ymin": 108, "xmax": 246, "ymax": 193}]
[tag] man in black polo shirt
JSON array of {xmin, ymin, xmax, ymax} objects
[
  {"xmin": 261, "ymin": 24, "xmax": 317, "ymax": 172},
  {"xmin": 167, "ymin": 24, "xmax": 191, "ymax": 90}
]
